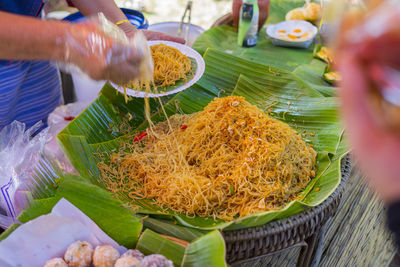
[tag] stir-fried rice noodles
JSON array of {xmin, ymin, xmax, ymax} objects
[{"xmin": 98, "ymin": 96, "xmax": 317, "ymax": 221}]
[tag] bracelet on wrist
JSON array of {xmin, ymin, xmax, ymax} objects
[{"xmin": 115, "ymin": 19, "xmax": 130, "ymax": 26}]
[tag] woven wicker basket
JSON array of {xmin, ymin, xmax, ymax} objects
[{"xmin": 223, "ymin": 155, "xmax": 352, "ymax": 265}]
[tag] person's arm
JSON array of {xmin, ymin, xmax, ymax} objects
[
  {"xmin": 0, "ymin": 11, "xmax": 67, "ymax": 61},
  {"xmin": 70, "ymin": 0, "xmax": 185, "ymax": 43},
  {"xmin": 232, "ymin": 0, "xmax": 270, "ymax": 30},
  {"xmin": 70, "ymin": 0, "xmax": 137, "ymax": 36},
  {"xmin": 337, "ymin": 1, "xmax": 400, "ymax": 252},
  {"xmin": 0, "ymin": 11, "xmax": 142, "ymax": 84}
]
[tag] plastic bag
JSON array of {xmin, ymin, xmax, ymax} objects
[
  {"xmin": 56, "ymin": 13, "xmax": 153, "ymax": 84},
  {"xmin": 0, "ymin": 121, "xmax": 49, "ymax": 228},
  {"xmin": 44, "ymin": 102, "xmax": 87, "ymax": 174}
]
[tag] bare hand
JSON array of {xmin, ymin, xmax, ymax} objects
[
  {"xmin": 337, "ymin": 8, "xmax": 400, "ymax": 204},
  {"xmin": 232, "ymin": 0, "xmax": 270, "ymax": 30},
  {"xmin": 142, "ymin": 30, "xmax": 185, "ymax": 44},
  {"xmin": 118, "ymin": 22, "xmax": 185, "ymax": 44}
]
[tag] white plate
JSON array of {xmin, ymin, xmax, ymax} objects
[
  {"xmin": 112, "ymin": 40, "xmax": 205, "ymax": 98},
  {"xmin": 266, "ymin": 20, "xmax": 318, "ymax": 48}
]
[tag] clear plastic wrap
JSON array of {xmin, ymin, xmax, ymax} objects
[
  {"xmin": 44, "ymin": 102, "xmax": 88, "ymax": 174},
  {"xmin": 57, "ymin": 13, "xmax": 153, "ymax": 84},
  {"xmin": 0, "ymin": 121, "xmax": 49, "ymax": 228},
  {"xmin": 0, "ymin": 104, "xmax": 104, "ymax": 229}
]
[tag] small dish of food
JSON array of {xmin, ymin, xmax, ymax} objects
[{"xmin": 266, "ymin": 20, "xmax": 318, "ymax": 48}]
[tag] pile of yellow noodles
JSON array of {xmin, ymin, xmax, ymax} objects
[
  {"xmin": 98, "ymin": 96, "xmax": 317, "ymax": 221},
  {"xmin": 128, "ymin": 43, "xmax": 192, "ymax": 90}
]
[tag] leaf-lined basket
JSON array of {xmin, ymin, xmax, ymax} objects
[{"xmin": 57, "ymin": 45, "xmax": 347, "ymax": 230}]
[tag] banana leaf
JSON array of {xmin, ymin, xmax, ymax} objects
[
  {"xmin": 57, "ymin": 47, "xmax": 348, "ymax": 231},
  {"xmin": 0, "ymin": 224, "xmax": 20, "ymax": 242},
  {"xmin": 136, "ymin": 229, "xmax": 186, "ymax": 266},
  {"xmin": 4, "ymin": 175, "xmax": 143, "ymax": 248},
  {"xmin": 142, "ymin": 216, "xmax": 208, "ymax": 242},
  {"xmin": 182, "ymin": 230, "xmax": 227, "ymax": 267},
  {"xmin": 193, "ymin": 0, "xmax": 312, "ymax": 70},
  {"xmin": 194, "ymin": 26, "xmax": 314, "ymax": 72},
  {"xmin": 136, "ymin": 229, "xmax": 227, "ymax": 267},
  {"xmin": 192, "ymin": 0, "xmax": 335, "ymax": 97}
]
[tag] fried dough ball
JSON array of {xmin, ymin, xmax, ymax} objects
[
  {"xmin": 114, "ymin": 256, "xmax": 141, "ymax": 267},
  {"xmin": 92, "ymin": 245, "xmax": 120, "ymax": 267},
  {"xmin": 285, "ymin": 3, "xmax": 323, "ymax": 24},
  {"xmin": 121, "ymin": 249, "xmax": 144, "ymax": 261},
  {"xmin": 285, "ymin": 8, "xmax": 306, "ymax": 21},
  {"xmin": 64, "ymin": 241, "xmax": 93, "ymax": 267},
  {"xmin": 43, "ymin": 257, "xmax": 68, "ymax": 267},
  {"xmin": 304, "ymin": 2, "xmax": 323, "ymax": 21},
  {"xmin": 141, "ymin": 254, "xmax": 173, "ymax": 267}
]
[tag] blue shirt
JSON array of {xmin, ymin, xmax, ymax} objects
[{"xmin": 0, "ymin": 0, "xmax": 63, "ymax": 129}]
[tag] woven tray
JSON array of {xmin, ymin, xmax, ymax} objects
[{"xmin": 223, "ymin": 155, "xmax": 352, "ymax": 263}]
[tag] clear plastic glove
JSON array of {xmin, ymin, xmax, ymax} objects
[
  {"xmin": 58, "ymin": 13, "xmax": 152, "ymax": 85},
  {"xmin": 44, "ymin": 103, "xmax": 88, "ymax": 174}
]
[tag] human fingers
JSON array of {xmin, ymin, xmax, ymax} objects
[
  {"xmin": 118, "ymin": 22, "xmax": 138, "ymax": 39},
  {"xmin": 142, "ymin": 30, "xmax": 185, "ymax": 44},
  {"xmin": 338, "ymin": 49, "xmax": 400, "ymax": 203},
  {"xmin": 108, "ymin": 44, "xmax": 143, "ymax": 65},
  {"xmin": 258, "ymin": 0, "xmax": 270, "ymax": 30},
  {"xmin": 106, "ymin": 62, "xmax": 140, "ymax": 85},
  {"xmin": 232, "ymin": 0, "xmax": 243, "ymax": 28},
  {"xmin": 338, "ymin": 50, "xmax": 376, "ymax": 153}
]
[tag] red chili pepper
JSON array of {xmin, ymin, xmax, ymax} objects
[
  {"xmin": 64, "ymin": 116, "xmax": 75, "ymax": 121},
  {"xmin": 181, "ymin": 125, "xmax": 188, "ymax": 130},
  {"xmin": 134, "ymin": 131, "xmax": 147, "ymax": 142}
]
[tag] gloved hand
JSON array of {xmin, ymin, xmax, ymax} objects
[
  {"xmin": 59, "ymin": 13, "xmax": 185, "ymax": 85},
  {"xmin": 60, "ymin": 19, "xmax": 144, "ymax": 85}
]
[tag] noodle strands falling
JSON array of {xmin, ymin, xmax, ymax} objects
[{"xmin": 128, "ymin": 43, "xmax": 192, "ymax": 92}]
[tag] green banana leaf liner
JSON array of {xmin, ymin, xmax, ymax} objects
[{"xmin": 56, "ymin": 45, "xmax": 347, "ymax": 231}]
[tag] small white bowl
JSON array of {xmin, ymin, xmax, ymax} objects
[{"xmin": 266, "ymin": 20, "xmax": 318, "ymax": 48}]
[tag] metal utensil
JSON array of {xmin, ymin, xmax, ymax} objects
[{"xmin": 178, "ymin": 0, "xmax": 193, "ymax": 44}]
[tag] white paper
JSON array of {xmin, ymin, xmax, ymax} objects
[{"xmin": 0, "ymin": 198, "xmax": 126, "ymax": 267}]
